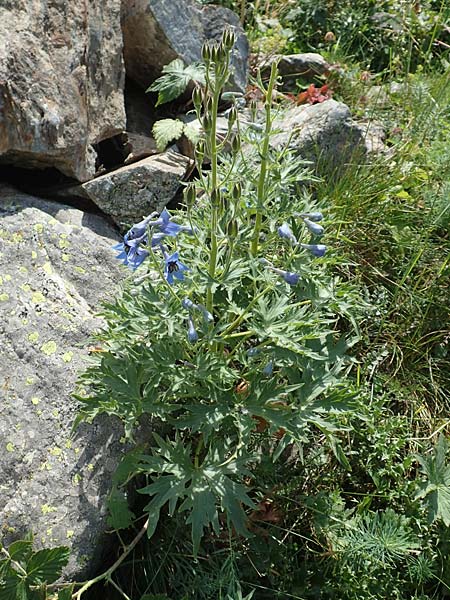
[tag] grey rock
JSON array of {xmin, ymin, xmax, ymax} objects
[
  {"xmin": 124, "ymin": 132, "xmax": 159, "ymax": 164},
  {"xmin": 0, "ymin": 1, "xmax": 126, "ymax": 181},
  {"xmin": 272, "ymin": 100, "xmax": 385, "ymax": 175},
  {"xmin": 261, "ymin": 53, "xmax": 329, "ymax": 89},
  {"xmin": 0, "ymin": 186, "xmax": 127, "ymax": 579},
  {"xmin": 82, "ymin": 149, "xmax": 192, "ymax": 226},
  {"xmin": 121, "ymin": 0, "xmax": 249, "ymax": 93}
]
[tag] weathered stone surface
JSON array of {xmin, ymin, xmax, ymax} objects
[
  {"xmin": 0, "ymin": 186, "xmax": 127, "ymax": 579},
  {"xmin": 272, "ymin": 100, "xmax": 384, "ymax": 174},
  {"xmin": 124, "ymin": 132, "xmax": 159, "ymax": 164},
  {"xmin": 261, "ymin": 53, "xmax": 329, "ymax": 89},
  {"xmin": 0, "ymin": 1, "xmax": 126, "ymax": 181},
  {"xmin": 121, "ymin": 0, "xmax": 249, "ymax": 93},
  {"xmin": 82, "ymin": 149, "xmax": 191, "ymax": 226}
]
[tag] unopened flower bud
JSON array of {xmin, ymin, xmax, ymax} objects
[
  {"xmin": 222, "ymin": 29, "xmax": 236, "ymax": 50},
  {"xmin": 202, "ymin": 43, "xmax": 211, "ymax": 62},
  {"xmin": 227, "ymin": 219, "xmax": 238, "ymax": 238},
  {"xmin": 211, "ymin": 188, "xmax": 221, "ymax": 207},
  {"xmin": 202, "ymin": 114, "xmax": 212, "ymax": 132},
  {"xmin": 232, "ymin": 182, "xmax": 241, "ymax": 200},
  {"xmin": 192, "ymin": 86, "xmax": 202, "ymax": 110},
  {"xmin": 231, "ymin": 134, "xmax": 241, "ymax": 153},
  {"xmin": 184, "ymin": 183, "xmax": 196, "ymax": 208}
]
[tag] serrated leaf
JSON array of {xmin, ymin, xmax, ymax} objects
[
  {"xmin": 58, "ymin": 586, "xmax": 74, "ymax": 600},
  {"xmin": 152, "ymin": 119, "xmax": 185, "ymax": 151},
  {"xmin": 183, "ymin": 121, "xmax": 202, "ymax": 145},
  {"xmin": 7, "ymin": 540, "xmax": 33, "ymax": 564},
  {"xmin": 146, "ymin": 59, "xmax": 205, "ymax": 106},
  {"xmin": 0, "ymin": 572, "xmax": 21, "ymax": 600},
  {"xmin": 26, "ymin": 547, "xmax": 70, "ymax": 585}
]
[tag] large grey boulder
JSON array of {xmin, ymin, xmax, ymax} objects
[
  {"xmin": 0, "ymin": 1, "xmax": 126, "ymax": 181},
  {"xmin": 0, "ymin": 186, "xmax": 127, "ymax": 579},
  {"xmin": 121, "ymin": 0, "xmax": 249, "ymax": 93},
  {"xmin": 272, "ymin": 100, "xmax": 385, "ymax": 174},
  {"xmin": 82, "ymin": 149, "xmax": 191, "ymax": 226}
]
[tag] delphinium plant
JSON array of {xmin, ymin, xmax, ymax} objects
[{"xmin": 73, "ymin": 28, "xmax": 360, "ymax": 594}]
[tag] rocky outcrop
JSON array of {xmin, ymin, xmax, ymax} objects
[
  {"xmin": 121, "ymin": 0, "xmax": 249, "ymax": 93},
  {"xmin": 0, "ymin": 1, "xmax": 126, "ymax": 181},
  {"xmin": 272, "ymin": 100, "xmax": 385, "ymax": 175},
  {"xmin": 0, "ymin": 186, "xmax": 127, "ymax": 578},
  {"xmin": 260, "ymin": 53, "xmax": 330, "ymax": 90},
  {"xmin": 82, "ymin": 149, "xmax": 191, "ymax": 226}
]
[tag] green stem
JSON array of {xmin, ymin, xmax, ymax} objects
[
  {"xmin": 73, "ymin": 518, "xmax": 149, "ymax": 600},
  {"xmin": 206, "ymin": 86, "xmax": 221, "ymax": 314},
  {"xmin": 250, "ymin": 61, "xmax": 278, "ymax": 257}
]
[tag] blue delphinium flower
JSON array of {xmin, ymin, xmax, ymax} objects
[
  {"xmin": 164, "ymin": 251, "xmax": 189, "ymax": 285},
  {"xmin": 187, "ymin": 316, "xmax": 199, "ymax": 344},
  {"xmin": 302, "ymin": 218, "xmax": 324, "ymax": 236},
  {"xmin": 297, "ymin": 211, "xmax": 323, "ymax": 222},
  {"xmin": 301, "ymin": 243, "xmax": 327, "ymax": 257},
  {"xmin": 247, "ymin": 347, "xmax": 261, "ymax": 357},
  {"xmin": 278, "ymin": 222, "xmax": 297, "ymax": 244},
  {"xmin": 282, "ymin": 271, "xmax": 300, "ymax": 285},
  {"xmin": 261, "ymin": 260, "xmax": 300, "ymax": 286},
  {"xmin": 263, "ymin": 361, "xmax": 274, "ymax": 376},
  {"xmin": 113, "ymin": 243, "xmax": 149, "ymax": 271},
  {"xmin": 182, "ymin": 297, "xmax": 195, "ymax": 310},
  {"xmin": 181, "ymin": 298, "xmax": 214, "ymax": 323}
]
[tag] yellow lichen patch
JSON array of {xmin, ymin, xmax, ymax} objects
[
  {"xmin": 40, "ymin": 340, "xmax": 57, "ymax": 355},
  {"xmin": 32, "ymin": 291, "xmax": 46, "ymax": 303},
  {"xmin": 58, "ymin": 236, "xmax": 70, "ymax": 249},
  {"xmin": 19, "ymin": 266, "xmax": 28, "ymax": 274},
  {"xmin": 62, "ymin": 351, "xmax": 73, "ymax": 363},
  {"xmin": 61, "ymin": 253, "xmax": 70, "ymax": 262},
  {"xmin": 11, "ymin": 232, "xmax": 23, "ymax": 243},
  {"xmin": 66, "ymin": 530, "xmax": 74, "ymax": 539},
  {"xmin": 28, "ymin": 332, "xmax": 39, "ymax": 343},
  {"xmin": 0, "ymin": 276, "xmax": 3, "ymax": 285},
  {"xmin": 49, "ymin": 447, "xmax": 62, "ymax": 457},
  {"xmin": 72, "ymin": 473, "xmax": 82, "ymax": 485},
  {"xmin": 52, "ymin": 409, "xmax": 59, "ymax": 418},
  {"xmin": 4, "ymin": 275, "xmax": 11, "ymax": 281},
  {"xmin": 74, "ymin": 266, "xmax": 86, "ymax": 274},
  {"xmin": 6, "ymin": 442, "xmax": 14, "ymax": 452},
  {"xmin": 26, "ymin": 377, "xmax": 34, "ymax": 385},
  {"xmin": 0, "ymin": 293, "xmax": 9, "ymax": 302},
  {"xmin": 41, "ymin": 504, "xmax": 57, "ymax": 515},
  {"xmin": 42, "ymin": 262, "xmax": 53, "ymax": 275},
  {"xmin": 21, "ymin": 284, "xmax": 31, "ymax": 293},
  {"xmin": 65, "ymin": 440, "xmax": 72, "ymax": 449},
  {"xmin": 31, "ymin": 397, "xmax": 40, "ymax": 405},
  {"xmin": 34, "ymin": 223, "xmax": 44, "ymax": 234},
  {"xmin": 31, "ymin": 250, "xmax": 38, "ymax": 259}
]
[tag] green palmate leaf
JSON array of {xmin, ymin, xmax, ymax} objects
[
  {"xmin": 415, "ymin": 434, "xmax": 450, "ymax": 525},
  {"xmin": 25, "ymin": 546, "xmax": 70, "ymax": 585},
  {"xmin": 137, "ymin": 435, "xmax": 255, "ymax": 554},
  {"xmin": 107, "ymin": 486, "xmax": 136, "ymax": 530},
  {"xmin": 146, "ymin": 59, "xmax": 205, "ymax": 106},
  {"xmin": 152, "ymin": 119, "xmax": 185, "ymax": 151}
]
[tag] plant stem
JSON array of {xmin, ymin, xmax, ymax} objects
[
  {"xmin": 72, "ymin": 518, "xmax": 149, "ymax": 600},
  {"xmin": 250, "ymin": 61, "xmax": 278, "ymax": 257},
  {"xmin": 206, "ymin": 83, "xmax": 221, "ymax": 314}
]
